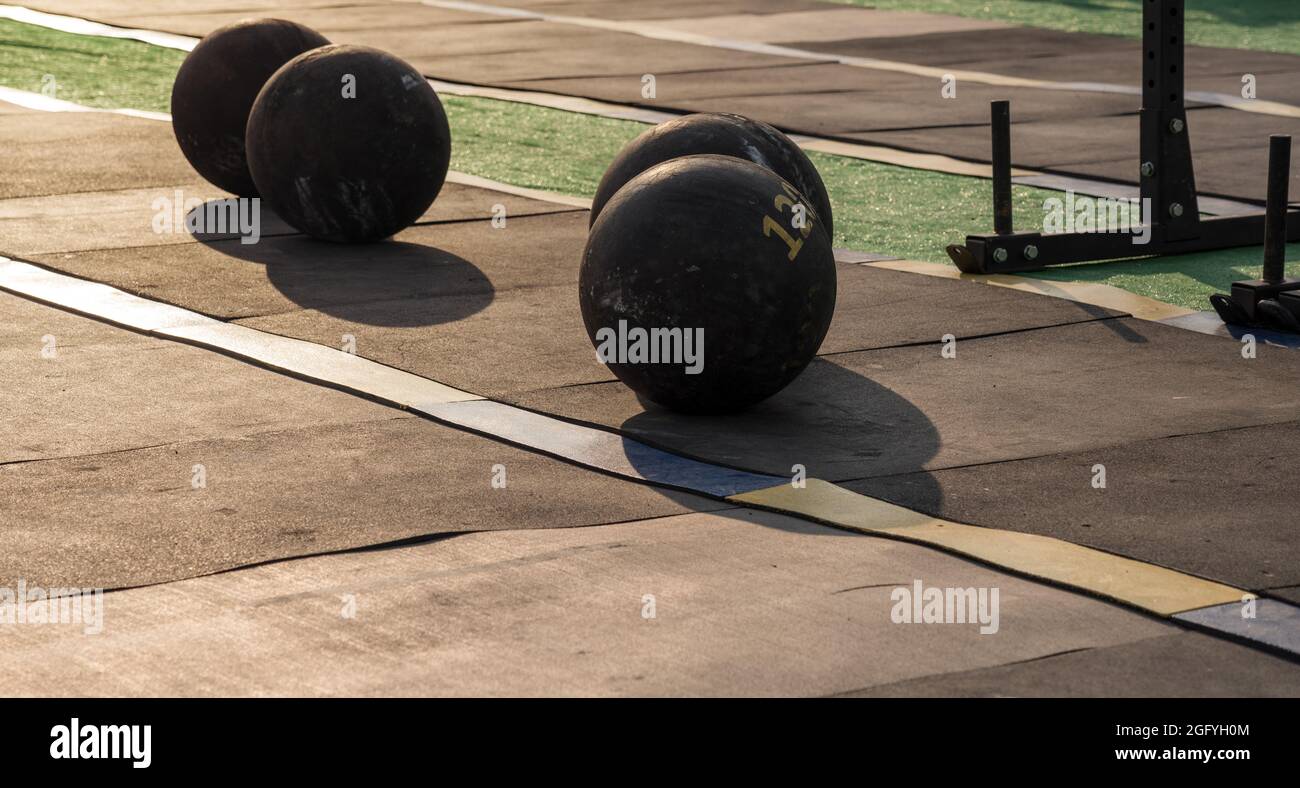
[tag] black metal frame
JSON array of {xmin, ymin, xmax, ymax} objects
[{"xmin": 946, "ymin": 0, "xmax": 1300, "ymax": 275}]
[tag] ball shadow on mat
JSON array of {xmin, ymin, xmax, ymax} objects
[
  {"xmin": 189, "ymin": 200, "xmax": 493, "ymax": 328},
  {"xmin": 619, "ymin": 357, "xmax": 944, "ymax": 514}
]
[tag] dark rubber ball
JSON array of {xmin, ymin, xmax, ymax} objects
[
  {"xmin": 245, "ymin": 44, "xmax": 452, "ymax": 242},
  {"xmin": 171, "ymin": 18, "xmax": 330, "ymax": 196},
  {"xmin": 580, "ymin": 154, "xmax": 837, "ymax": 415},
  {"xmin": 590, "ymin": 112, "xmax": 833, "ymax": 239}
]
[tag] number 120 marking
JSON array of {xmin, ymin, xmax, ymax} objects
[{"xmin": 762, "ymin": 184, "xmax": 814, "ymax": 261}]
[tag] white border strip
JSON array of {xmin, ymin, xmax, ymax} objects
[
  {"xmin": 0, "ymin": 257, "xmax": 481, "ymax": 407},
  {"xmin": 428, "ymin": 78, "xmax": 680, "ymax": 125},
  {"xmin": 445, "ymin": 171, "xmax": 591, "ymax": 208},
  {"xmin": 0, "ymin": 4, "xmax": 196, "ymax": 50},
  {"xmin": 0, "ymin": 84, "xmax": 169, "ymax": 121}
]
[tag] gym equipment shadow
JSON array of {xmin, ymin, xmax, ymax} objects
[
  {"xmin": 616, "ymin": 357, "xmax": 944, "ymax": 513},
  {"xmin": 187, "ymin": 200, "xmax": 493, "ymax": 327}
]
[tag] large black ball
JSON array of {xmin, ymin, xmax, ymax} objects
[
  {"xmin": 171, "ymin": 18, "xmax": 330, "ymax": 196},
  {"xmin": 590, "ymin": 112, "xmax": 833, "ymax": 239},
  {"xmin": 580, "ymin": 155, "xmax": 836, "ymax": 415},
  {"xmin": 245, "ymin": 44, "xmax": 451, "ymax": 242}
]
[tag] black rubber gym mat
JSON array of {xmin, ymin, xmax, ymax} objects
[
  {"xmin": 1054, "ymin": 107, "xmax": 1300, "ymax": 163},
  {"xmin": 335, "ymin": 20, "xmax": 614, "ymax": 59},
  {"xmin": 382, "ymin": 21, "xmax": 813, "ymax": 84},
  {"xmin": 670, "ymin": 85, "xmax": 1138, "ymax": 136},
  {"xmin": 0, "ymin": 292, "xmax": 391, "ymax": 465},
  {"xmin": 116, "ymin": 3, "xmax": 512, "ymax": 37},
  {"xmin": 0, "ymin": 506, "xmax": 1171, "ymax": 696},
  {"xmin": 1270, "ymin": 587, "xmax": 1300, "ymax": 605},
  {"xmin": 1048, "ymin": 143, "xmax": 1300, "ymax": 205},
  {"xmin": 950, "ymin": 52, "xmax": 1300, "ymax": 91},
  {"xmin": 846, "ymin": 116, "xmax": 1137, "ymax": 171},
  {"xmin": 839, "ymin": 631, "xmax": 1300, "ymax": 697},
  {"xmin": 0, "ymin": 112, "xmax": 205, "ymax": 199},
  {"xmin": 20, "ymin": 3, "xmax": 1295, "ymax": 205},
  {"xmin": 0, "ymin": 414, "xmax": 727, "ymax": 590},
  {"xmin": 779, "ymin": 27, "xmax": 1300, "ymax": 81},
  {"xmin": 511, "ymin": 318, "xmax": 1300, "ymax": 482},
  {"xmin": 412, "ymin": 51, "xmax": 810, "ymax": 87},
  {"xmin": 845, "ymin": 420, "xmax": 1300, "ymax": 592},
  {"xmin": 781, "ymin": 28, "xmax": 1134, "ymax": 70},
  {"xmin": 29, "ymin": 208, "xmax": 1122, "ymax": 398},
  {"xmin": 0, "ymin": 294, "xmax": 726, "ymax": 590},
  {"xmin": 22, "ymin": 0, "xmax": 346, "ymax": 20},
  {"xmin": 506, "ymin": 62, "xmax": 1140, "ymax": 139},
  {"xmin": 24, "ymin": 211, "xmax": 586, "ymax": 323},
  {"xmin": 523, "ymin": 0, "xmax": 829, "ymax": 19},
  {"xmin": 847, "ymin": 109, "xmax": 1300, "ymax": 202},
  {"xmin": 237, "ymin": 282, "xmax": 606, "ymax": 396},
  {"xmin": 237, "ymin": 260, "xmax": 1119, "ymax": 398},
  {"xmin": 500, "ymin": 63, "xmax": 902, "ymax": 105},
  {"xmin": 0, "ymin": 185, "xmax": 579, "ymax": 260}
]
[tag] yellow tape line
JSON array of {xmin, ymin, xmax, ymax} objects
[{"xmin": 731, "ymin": 480, "xmax": 1244, "ymax": 616}]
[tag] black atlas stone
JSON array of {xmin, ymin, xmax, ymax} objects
[
  {"xmin": 590, "ymin": 112, "xmax": 834, "ymax": 238},
  {"xmin": 171, "ymin": 18, "xmax": 330, "ymax": 196},
  {"xmin": 245, "ymin": 44, "xmax": 452, "ymax": 242},
  {"xmin": 580, "ymin": 154, "xmax": 837, "ymax": 415}
]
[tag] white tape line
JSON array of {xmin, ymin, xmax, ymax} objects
[
  {"xmin": 428, "ymin": 78, "xmax": 679, "ymax": 125},
  {"xmin": 0, "ymin": 4, "xmax": 197, "ymax": 50},
  {"xmin": 444, "ymin": 171, "xmax": 592, "ymax": 208},
  {"xmin": 0, "ymin": 84, "xmax": 169, "ymax": 121},
  {"xmin": 0, "ymin": 257, "xmax": 482, "ymax": 408},
  {"xmin": 0, "ymin": 256, "xmax": 211, "ymax": 331}
]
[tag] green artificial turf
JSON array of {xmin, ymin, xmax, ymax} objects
[
  {"xmin": 1028, "ymin": 244, "xmax": 1300, "ymax": 309},
  {"xmin": 807, "ymin": 150, "xmax": 1059, "ymax": 260},
  {"xmin": 442, "ymin": 95, "xmax": 644, "ymax": 197},
  {"xmin": 0, "ymin": 18, "xmax": 183, "ymax": 111},
  {"xmin": 831, "ymin": 0, "xmax": 1300, "ymax": 56},
  {"xmin": 0, "ymin": 16, "xmax": 1292, "ymax": 311}
]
